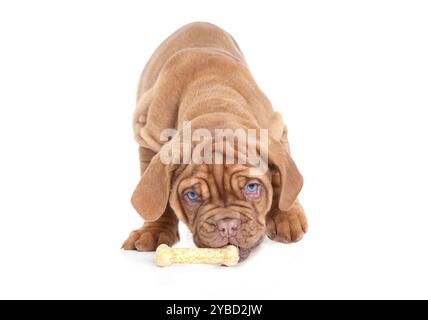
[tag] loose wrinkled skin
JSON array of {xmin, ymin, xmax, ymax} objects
[
  {"xmin": 169, "ymin": 163, "xmax": 272, "ymax": 259},
  {"xmin": 122, "ymin": 22, "xmax": 308, "ymax": 261}
]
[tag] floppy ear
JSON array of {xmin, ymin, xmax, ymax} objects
[
  {"xmin": 268, "ymin": 136, "xmax": 303, "ymax": 211},
  {"xmin": 131, "ymin": 154, "xmax": 174, "ymax": 221}
]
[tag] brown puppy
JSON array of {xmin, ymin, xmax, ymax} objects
[{"xmin": 122, "ymin": 22, "xmax": 307, "ymax": 259}]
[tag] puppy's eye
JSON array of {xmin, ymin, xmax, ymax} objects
[
  {"xmin": 185, "ymin": 191, "xmax": 200, "ymax": 202},
  {"xmin": 246, "ymin": 183, "xmax": 260, "ymax": 194},
  {"xmin": 244, "ymin": 182, "xmax": 261, "ymax": 199}
]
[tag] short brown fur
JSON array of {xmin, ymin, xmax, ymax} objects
[{"xmin": 123, "ymin": 22, "xmax": 307, "ymax": 258}]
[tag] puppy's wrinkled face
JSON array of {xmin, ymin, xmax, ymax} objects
[{"xmin": 169, "ymin": 163, "xmax": 273, "ymax": 259}]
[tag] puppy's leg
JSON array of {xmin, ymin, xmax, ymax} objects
[
  {"xmin": 266, "ymin": 199, "xmax": 308, "ymax": 244},
  {"xmin": 122, "ymin": 146, "xmax": 180, "ymax": 251},
  {"xmin": 122, "ymin": 205, "xmax": 179, "ymax": 251}
]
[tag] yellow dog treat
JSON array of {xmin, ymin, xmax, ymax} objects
[{"xmin": 155, "ymin": 244, "xmax": 239, "ymax": 267}]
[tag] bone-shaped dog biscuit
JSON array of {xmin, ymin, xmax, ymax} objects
[{"xmin": 155, "ymin": 244, "xmax": 239, "ymax": 267}]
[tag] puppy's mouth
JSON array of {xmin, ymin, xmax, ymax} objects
[
  {"xmin": 195, "ymin": 237, "xmax": 255, "ymax": 261},
  {"xmin": 237, "ymin": 246, "xmax": 252, "ymax": 260},
  {"xmin": 227, "ymin": 239, "xmax": 259, "ymax": 261},
  {"xmin": 229, "ymin": 234, "xmax": 264, "ymax": 261},
  {"xmin": 194, "ymin": 225, "xmax": 264, "ymax": 261}
]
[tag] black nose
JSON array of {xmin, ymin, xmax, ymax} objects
[{"xmin": 216, "ymin": 218, "xmax": 241, "ymax": 237}]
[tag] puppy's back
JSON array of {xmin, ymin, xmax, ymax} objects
[{"xmin": 138, "ymin": 22, "xmax": 245, "ymax": 98}]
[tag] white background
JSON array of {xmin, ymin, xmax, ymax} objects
[{"xmin": 0, "ymin": 0, "xmax": 427, "ymax": 299}]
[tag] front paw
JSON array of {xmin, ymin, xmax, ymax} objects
[
  {"xmin": 266, "ymin": 205, "xmax": 308, "ymax": 244},
  {"xmin": 122, "ymin": 226, "xmax": 179, "ymax": 252}
]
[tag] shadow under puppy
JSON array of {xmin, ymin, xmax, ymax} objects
[{"xmin": 122, "ymin": 22, "xmax": 307, "ymax": 260}]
